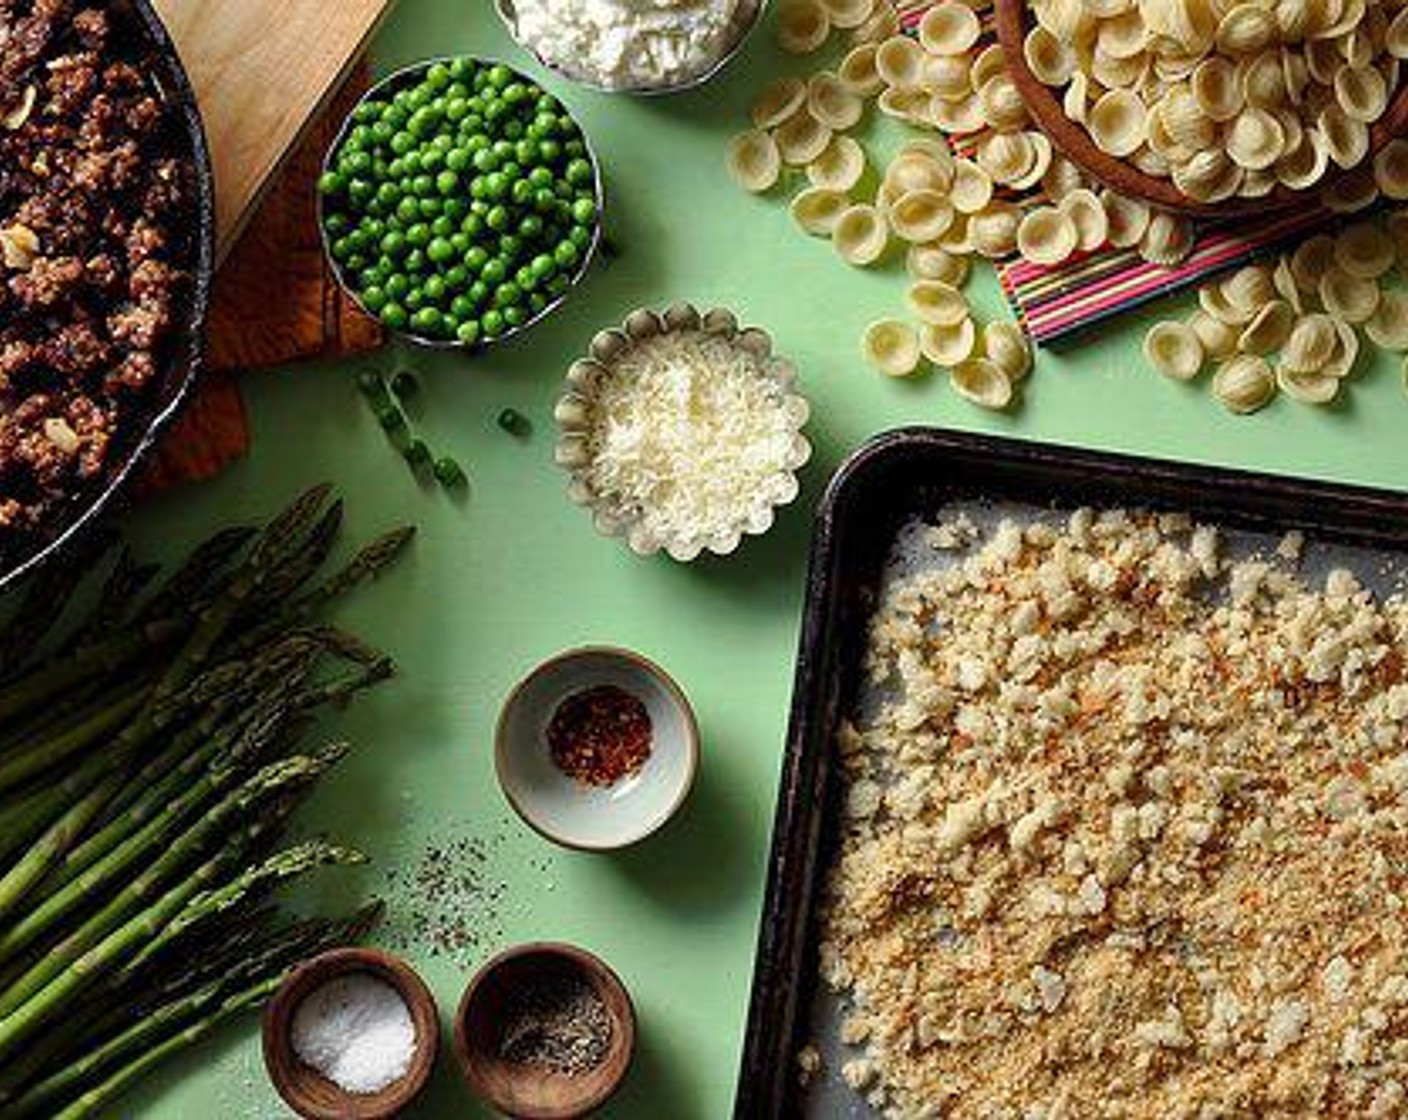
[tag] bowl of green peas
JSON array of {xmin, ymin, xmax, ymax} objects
[{"xmin": 317, "ymin": 56, "xmax": 603, "ymax": 350}]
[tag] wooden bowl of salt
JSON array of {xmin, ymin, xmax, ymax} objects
[{"xmin": 263, "ymin": 947, "xmax": 439, "ymax": 1119}]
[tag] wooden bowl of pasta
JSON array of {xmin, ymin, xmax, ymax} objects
[{"xmin": 994, "ymin": 0, "xmax": 1408, "ymax": 218}]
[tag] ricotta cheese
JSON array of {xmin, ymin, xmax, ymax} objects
[{"xmin": 510, "ymin": 0, "xmax": 741, "ymax": 90}]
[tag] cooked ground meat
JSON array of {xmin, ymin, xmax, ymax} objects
[{"xmin": 0, "ymin": 1, "xmax": 192, "ymax": 550}]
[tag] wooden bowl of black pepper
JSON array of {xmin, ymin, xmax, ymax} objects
[{"xmin": 455, "ymin": 942, "xmax": 636, "ymax": 1119}]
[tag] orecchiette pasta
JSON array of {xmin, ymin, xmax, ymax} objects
[
  {"xmin": 725, "ymin": 131, "xmax": 782, "ymax": 192},
  {"xmin": 1144, "ymin": 322, "xmax": 1205, "ymax": 380},
  {"xmin": 983, "ymin": 322, "xmax": 1033, "ymax": 381},
  {"xmin": 752, "ymin": 78, "xmax": 807, "ymax": 131},
  {"xmin": 1212, "ymin": 355, "xmax": 1276, "ymax": 414},
  {"xmin": 949, "ymin": 357, "xmax": 1014, "ymax": 409},
  {"xmin": 1017, "ymin": 207, "xmax": 1079, "ymax": 267},
  {"xmin": 919, "ymin": 318, "xmax": 977, "ymax": 367},
  {"xmin": 832, "ymin": 203, "xmax": 889, "ymax": 265},
  {"xmin": 907, "ymin": 280, "xmax": 969, "ymax": 327},
  {"xmin": 861, "ymin": 319, "xmax": 921, "ymax": 377},
  {"xmin": 807, "ymin": 135, "xmax": 867, "ymax": 192},
  {"xmin": 777, "ymin": 0, "xmax": 831, "ymax": 54},
  {"xmin": 790, "ymin": 187, "xmax": 850, "ymax": 236}
]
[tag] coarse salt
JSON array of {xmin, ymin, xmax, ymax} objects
[{"xmin": 290, "ymin": 973, "xmax": 416, "ymax": 1095}]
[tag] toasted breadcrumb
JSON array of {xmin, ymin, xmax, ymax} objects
[{"xmin": 818, "ymin": 510, "xmax": 1408, "ymax": 1118}]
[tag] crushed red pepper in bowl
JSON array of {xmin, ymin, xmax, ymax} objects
[{"xmin": 546, "ymin": 686, "xmax": 652, "ymax": 788}]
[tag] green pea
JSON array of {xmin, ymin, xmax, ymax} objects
[
  {"xmin": 446, "ymin": 147, "xmax": 471, "ymax": 173},
  {"xmin": 468, "ymin": 280, "xmax": 490, "ymax": 307},
  {"xmin": 519, "ymin": 215, "xmax": 544, "ymax": 240},
  {"xmin": 385, "ymin": 274, "xmax": 411, "ymax": 299},
  {"xmin": 354, "ymin": 101, "xmax": 380, "ymax": 123},
  {"xmin": 436, "ymin": 170, "xmax": 459, "ymax": 195},
  {"xmin": 412, "ymin": 173, "xmax": 436, "ymax": 197},
  {"xmin": 545, "ymin": 274, "xmax": 569, "ymax": 297},
  {"xmin": 317, "ymin": 170, "xmax": 346, "ymax": 195},
  {"xmin": 445, "ymin": 264, "xmax": 470, "ymax": 291},
  {"xmin": 423, "ymin": 275, "xmax": 448, "ymax": 302},
  {"xmin": 503, "ymin": 305, "xmax": 526, "ymax": 329},
  {"xmin": 565, "ymin": 158, "xmax": 593, "ymax": 187},
  {"xmin": 486, "ymin": 205, "xmax": 510, "ymax": 233},
  {"xmin": 420, "ymin": 147, "xmax": 445, "ymax": 172},
  {"xmin": 450, "ymin": 232, "xmax": 471, "ymax": 254},
  {"xmin": 554, "ymin": 240, "xmax": 580, "ymax": 269},
  {"xmin": 427, "ymin": 237, "xmax": 455, "ymax": 264},
  {"xmin": 431, "ymin": 216, "xmax": 455, "ymax": 239},
  {"xmin": 487, "ymin": 64, "xmax": 512, "ymax": 89},
  {"xmin": 446, "ymin": 97, "xmax": 470, "ymax": 123},
  {"xmin": 381, "ymin": 302, "xmax": 409, "ymax": 330},
  {"xmin": 529, "ymin": 291, "xmax": 548, "ymax": 315},
  {"xmin": 531, "ymin": 253, "xmax": 556, "ymax": 280},
  {"xmin": 361, "ymin": 286, "xmax": 388, "ymax": 313},
  {"xmin": 494, "ymin": 282, "xmax": 521, "ymax": 308},
  {"xmin": 405, "ymin": 223, "xmax": 431, "ymax": 248},
  {"xmin": 532, "ymin": 188, "xmax": 557, "ymax": 214},
  {"xmin": 571, "ymin": 197, "xmax": 597, "ymax": 224},
  {"xmin": 418, "ymin": 197, "xmax": 443, "ymax": 219},
  {"xmin": 515, "ymin": 138, "xmax": 537, "ymax": 166},
  {"xmin": 404, "ymin": 287, "xmax": 426, "ymax": 311},
  {"xmin": 568, "ymin": 225, "xmax": 592, "ymax": 249},
  {"xmin": 347, "ymin": 179, "xmax": 375, "ymax": 205},
  {"xmin": 323, "ymin": 213, "xmax": 350, "ymax": 236},
  {"xmin": 375, "ymin": 181, "xmax": 400, "ymax": 207},
  {"xmin": 465, "ymin": 246, "xmax": 490, "ymax": 272},
  {"xmin": 450, "ymin": 294, "xmax": 475, "ymax": 320},
  {"xmin": 404, "ymin": 248, "xmax": 427, "ymax": 273},
  {"xmin": 511, "ymin": 179, "xmax": 534, "ymax": 205},
  {"xmin": 395, "ymin": 197, "xmax": 420, "ymax": 223},
  {"xmin": 456, "ymin": 320, "xmax": 481, "ymax": 346},
  {"xmin": 481, "ymin": 258, "xmax": 507, "ymax": 285},
  {"xmin": 427, "ymin": 62, "xmax": 451, "ymax": 89}
]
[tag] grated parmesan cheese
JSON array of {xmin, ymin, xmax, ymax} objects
[{"xmin": 582, "ymin": 330, "xmax": 799, "ymax": 555}]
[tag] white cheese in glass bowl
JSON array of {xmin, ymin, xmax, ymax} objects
[{"xmin": 502, "ymin": 0, "xmax": 750, "ymax": 93}]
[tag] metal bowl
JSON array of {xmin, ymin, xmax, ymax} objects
[
  {"xmin": 318, "ymin": 56, "xmax": 605, "ymax": 353},
  {"xmin": 0, "ymin": 0, "xmax": 215, "ymax": 593},
  {"xmin": 493, "ymin": 0, "xmax": 764, "ymax": 96}
]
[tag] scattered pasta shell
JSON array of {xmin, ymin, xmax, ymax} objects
[
  {"xmin": 1138, "ymin": 211, "xmax": 1194, "ymax": 266},
  {"xmin": 1272, "ymin": 257, "xmax": 1304, "ymax": 314},
  {"xmin": 920, "ymin": 318, "xmax": 977, "ymax": 367},
  {"xmin": 918, "ymin": 2, "xmax": 981, "ymax": 56},
  {"xmin": 1236, "ymin": 300, "xmax": 1294, "ymax": 355},
  {"xmin": 1060, "ymin": 188, "xmax": 1109, "ymax": 252},
  {"xmin": 949, "ymin": 358, "xmax": 1014, "ymax": 410},
  {"xmin": 1101, "ymin": 190, "xmax": 1151, "ymax": 249},
  {"xmin": 777, "ymin": 0, "xmax": 831, "ymax": 54},
  {"xmin": 1334, "ymin": 221, "xmax": 1396, "ymax": 280},
  {"xmin": 906, "ymin": 243, "xmax": 969, "ymax": 286},
  {"xmin": 807, "ymin": 136, "xmax": 867, "ymax": 191},
  {"xmin": 832, "ymin": 203, "xmax": 889, "ymax": 265},
  {"xmin": 838, "ymin": 44, "xmax": 884, "ymax": 96},
  {"xmin": 875, "ymin": 35, "xmax": 925, "ymax": 89},
  {"xmin": 1017, "ymin": 207, "xmax": 1079, "ymax": 267},
  {"xmin": 725, "ymin": 131, "xmax": 782, "ymax": 192},
  {"xmin": 907, "ymin": 280, "xmax": 969, "ymax": 326},
  {"xmin": 1290, "ymin": 235, "xmax": 1336, "ymax": 293},
  {"xmin": 889, "ymin": 190, "xmax": 955, "ymax": 243},
  {"xmin": 1318, "ymin": 266, "xmax": 1380, "ymax": 324},
  {"xmin": 808, "ymin": 72, "xmax": 865, "ymax": 131},
  {"xmin": 1279, "ymin": 313, "xmax": 1339, "ymax": 374},
  {"xmin": 949, "ymin": 159, "xmax": 994, "ymax": 214},
  {"xmin": 1144, "ymin": 322, "xmax": 1205, "ymax": 380},
  {"xmin": 968, "ymin": 202, "xmax": 1023, "ymax": 259},
  {"xmin": 1025, "ymin": 25, "xmax": 1076, "ymax": 86},
  {"xmin": 861, "ymin": 319, "xmax": 921, "ymax": 377},
  {"xmin": 1277, "ymin": 365, "xmax": 1340, "ymax": 405},
  {"xmin": 1221, "ymin": 265, "xmax": 1276, "ymax": 316},
  {"xmin": 1322, "ymin": 317, "xmax": 1361, "ymax": 380},
  {"xmin": 775, "ymin": 112, "xmax": 833, "ymax": 166},
  {"xmin": 1088, "ymin": 89, "xmax": 1148, "ymax": 158},
  {"xmin": 822, "ymin": 0, "xmax": 875, "ymax": 31},
  {"xmin": 790, "ymin": 187, "xmax": 850, "ymax": 236},
  {"xmin": 1188, "ymin": 309, "xmax": 1238, "ymax": 359},
  {"xmin": 1366, "ymin": 289, "xmax": 1408, "ymax": 351},
  {"xmin": 1212, "ymin": 355, "xmax": 1276, "ymax": 414},
  {"xmin": 1373, "ymin": 139, "xmax": 1408, "ymax": 201},
  {"xmin": 983, "ymin": 321, "xmax": 1033, "ymax": 381},
  {"xmin": 751, "ymin": 78, "xmax": 807, "ymax": 130}
]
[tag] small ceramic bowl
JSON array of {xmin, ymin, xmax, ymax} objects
[
  {"xmin": 495, "ymin": 646, "xmax": 698, "ymax": 850},
  {"xmin": 262, "ymin": 948, "xmax": 440, "ymax": 1120},
  {"xmin": 492, "ymin": 0, "xmax": 763, "ymax": 96},
  {"xmin": 455, "ymin": 942, "xmax": 636, "ymax": 1120},
  {"xmin": 318, "ymin": 56, "xmax": 604, "ymax": 352},
  {"xmin": 554, "ymin": 303, "xmax": 812, "ymax": 562}
]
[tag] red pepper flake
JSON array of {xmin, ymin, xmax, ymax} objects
[{"xmin": 547, "ymin": 685, "xmax": 653, "ymax": 788}]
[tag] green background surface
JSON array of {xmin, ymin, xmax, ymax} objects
[{"xmin": 121, "ymin": 0, "xmax": 1408, "ymax": 1115}]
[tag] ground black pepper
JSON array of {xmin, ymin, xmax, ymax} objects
[{"xmin": 498, "ymin": 971, "xmax": 612, "ymax": 1077}]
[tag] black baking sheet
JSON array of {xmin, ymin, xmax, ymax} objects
[{"xmin": 734, "ymin": 428, "xmax": 1408, "ymax": 1118}]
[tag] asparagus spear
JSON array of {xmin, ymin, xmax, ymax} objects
[
  {"xmin": 0, "ymin": 746, "xmax": 350, "ymax": 1009},
  {"xmin": 0, "ymin": 688, "xmax": 148, "ymax": 796}
]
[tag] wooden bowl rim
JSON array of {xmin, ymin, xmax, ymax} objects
[
  {"xmin": 993, "ymin": 0, "xmax": 1408, "ymax": 219},
  {"xmin": 262, "ymin": 947, "xmax": 441, "ymax": 1120},
  {"xmin": 453, "ymin": 941, "xmax": 637, "ymax": 1120}
]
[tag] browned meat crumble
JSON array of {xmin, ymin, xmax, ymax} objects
[{"xmin": 0, "ymin": 0, "xmax": 192, "ymax": 550}]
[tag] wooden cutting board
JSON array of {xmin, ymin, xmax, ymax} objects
[{"xmin": 150, "ymin": 0, "xmax": 397, "ymax": 263}]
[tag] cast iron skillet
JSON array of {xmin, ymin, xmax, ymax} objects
[{"xmin": 0, "ymin": 0, "xmax": 215, "ymax": 593}]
